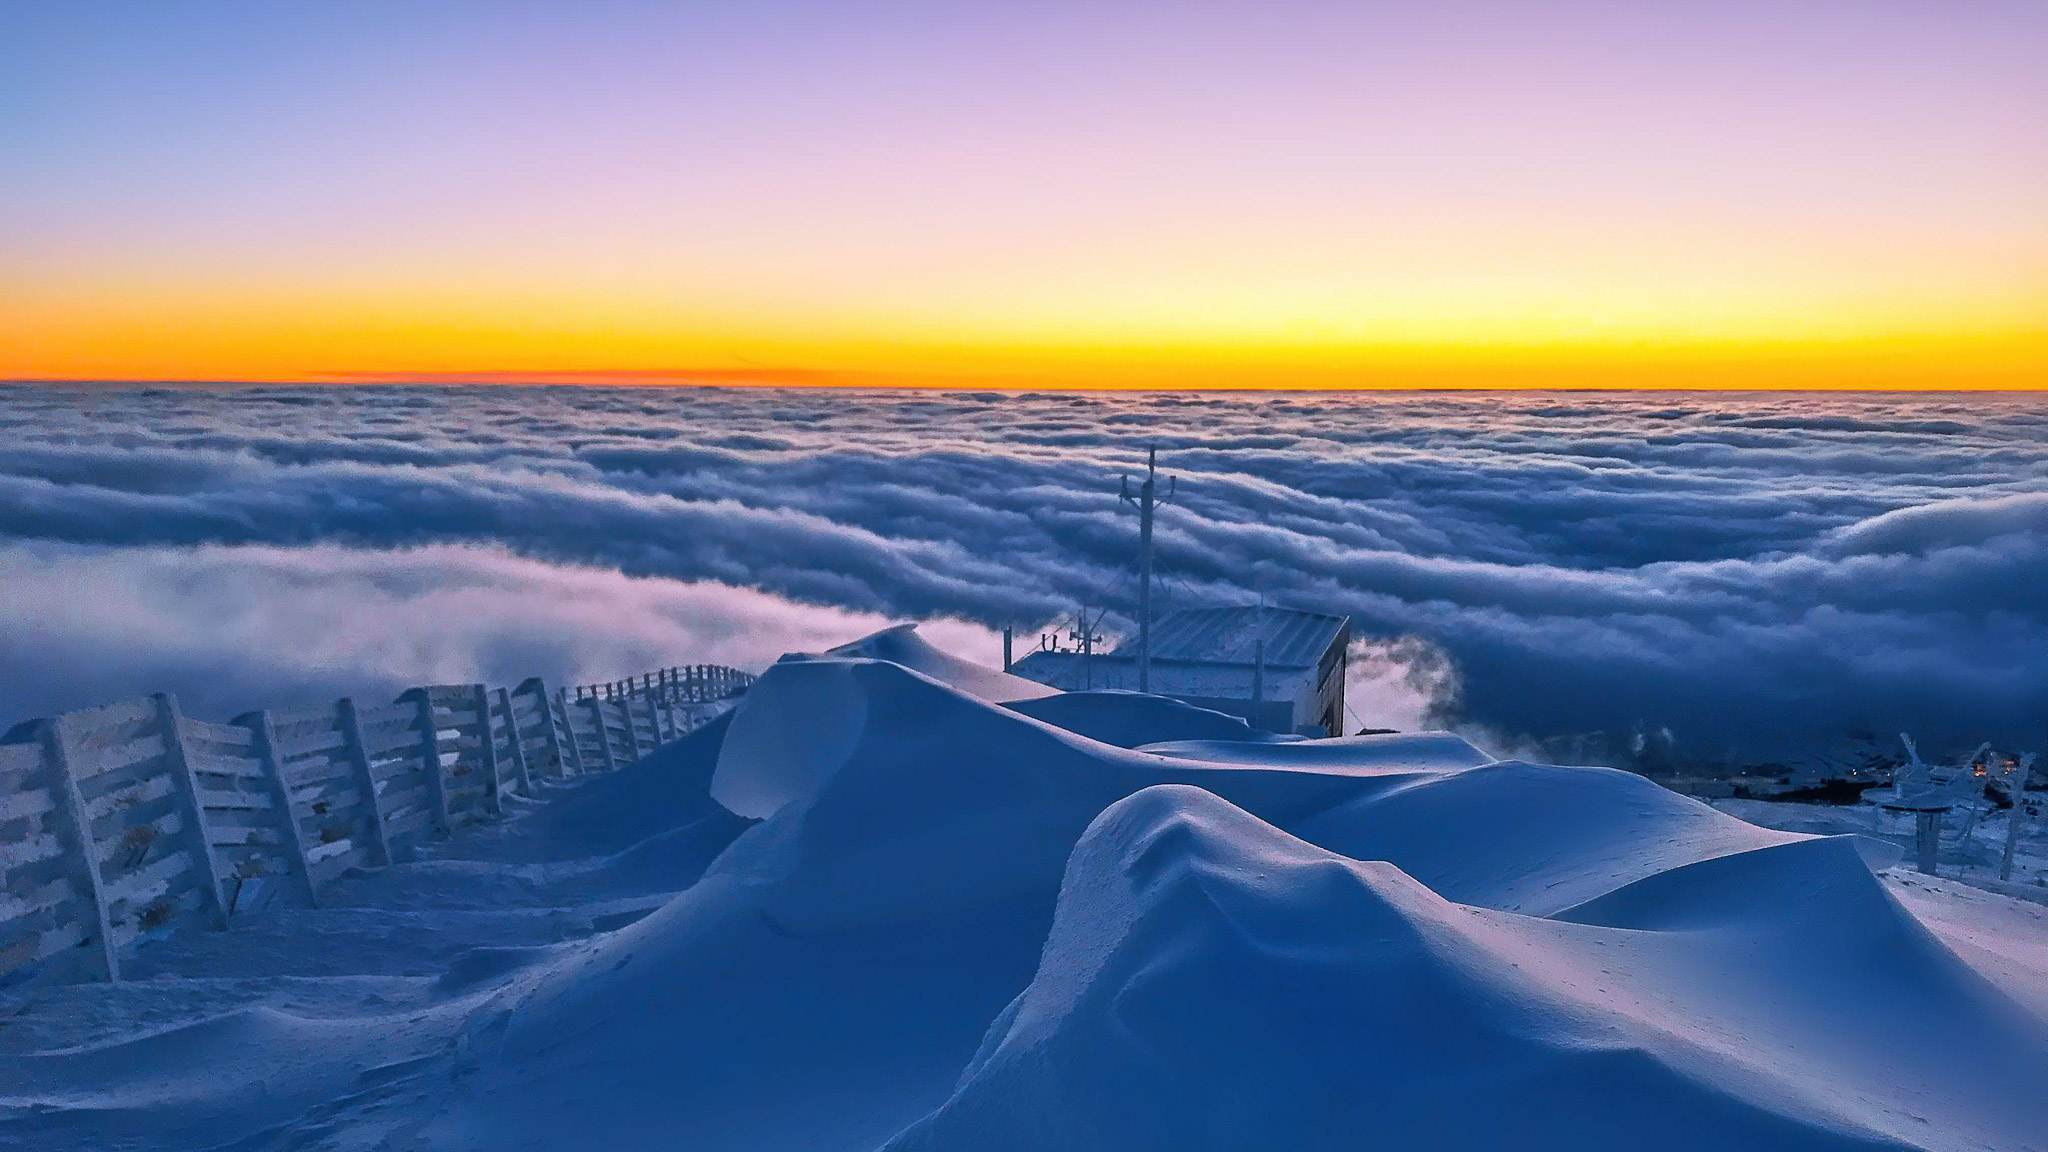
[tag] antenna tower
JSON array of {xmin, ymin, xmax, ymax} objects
[{"xmin": 1119, "ymin": 447, "xmax": 1175, "ymax": 693}]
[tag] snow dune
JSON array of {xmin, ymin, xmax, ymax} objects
[
  {"xmin": 825, "ymin": 623, "xmax": 1057, "ymax": 703},
  {"xmin": 1, "ymin": 627, "xmax": 2043, "ymax": 1151},
  {"xmin": 1005, "ymin": 689, "xmax": 1292, "ymax": 747},
  {"xmin": 895, "ymin": 788, "xmax": 2045, "ymax": 1151}
]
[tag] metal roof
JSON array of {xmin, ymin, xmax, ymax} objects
[{"xmin": 1139, "ymin": 606, "xmax": 1348, "ymax": 668}]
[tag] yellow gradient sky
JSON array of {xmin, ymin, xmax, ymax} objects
[{"xmin": 3, "ymin": 2, "xmax": 2043, "ymax": 389}]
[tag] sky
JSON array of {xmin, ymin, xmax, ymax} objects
[
  {"xmin": 6, "ymin": 384, "xmax": 2047, "ymax": 768},
  {"xmin": 3, "ymin": 0, "xmax": 2043, "ymax": 388}
]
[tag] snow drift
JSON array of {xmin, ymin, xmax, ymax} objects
[
  {"xmin": 886, "ymin": 787, "xmax": 2048, "ymax": 1152},
  {"xmin": 1005, "ymin": 689, "xmax": 1291, "ymax": 748},
  {"xmin": 2, "ymin": 626, "xmax": 2044, "ymax": 1152},
  {"xmin": 826, "ymin": 623, "xmax": 1056, "ymax": 703}
]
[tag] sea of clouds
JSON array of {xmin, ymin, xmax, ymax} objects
[{"xmin": 4, "ymin": 384, "xmax": 2045, "ymax": 766}]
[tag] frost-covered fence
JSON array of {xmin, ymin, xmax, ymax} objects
[
  {"xmin": 0, "ymin": 666, "xmax": 748, "ymax": 986},
  {"xmin": 566, "ymin": 666, "xmax": 754, "ymax": 766},
  {"xmin": 574, "ymin": 665, "xmax": 756, "ymax": 707},
  {"xmin": 568, "ymin": 666, "xmax": 755, "ymax": 763}
]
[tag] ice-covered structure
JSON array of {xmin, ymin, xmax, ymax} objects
[{"xmin": 1010, "ymin": 605, "xmax": 1350, "ymax": 735}]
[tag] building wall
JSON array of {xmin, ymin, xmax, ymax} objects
[
  {"xmin": 1009, "ymin": 614, "xmax": 1350, "ymax": 737},
  {"xmin": 1302, "ymin": 618, "xmax": 1349, "ymax": 736}
]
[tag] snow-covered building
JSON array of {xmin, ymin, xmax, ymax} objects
[{"xmin": 1010, "ymin": 606, "xmax": 1349, "ymax": 736}]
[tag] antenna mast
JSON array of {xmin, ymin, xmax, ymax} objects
[
  {"xmin": 1120, "ymin": 446, "xmax": 1174, "ymax": 694},
  {"xmin": 1069, "ymin": 606, "xmax": 1107, "ymax": 690}
]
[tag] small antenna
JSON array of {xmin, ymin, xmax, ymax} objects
[
  {"xmin": 1117, "ymin": 445, "xmax": 1175, "ymax": 693},
  {"xmin": 1069, "ymin": 606, "xmax": 1107, "ymax": 689}
]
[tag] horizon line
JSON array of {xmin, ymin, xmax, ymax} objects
[{"xmin": 5, "ymin": 370, "xmax": 2045, "ymax": 394}]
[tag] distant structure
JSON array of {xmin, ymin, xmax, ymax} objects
[
  {"xmin": 1011, "ymin": 605, "xmax": 1350, "ymax": 736},
  {"xmin": 1118, "ymin": 447, "xmax": 1174, "ymax": 693}
]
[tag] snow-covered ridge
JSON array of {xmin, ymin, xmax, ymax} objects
[{"xmin": 1, "ymin": 625, "xmax": 2043, "ymax": 1152}]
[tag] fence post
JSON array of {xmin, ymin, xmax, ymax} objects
[
  {"xmin": 39, "ymin": 717, "xmax": 119, "ymax": 982},
  {"xmin": 522, "ymin": 679, "xmax": 564, "ymax": 781},
  {"xmin": 400, "ymin": 689, "xmax": 452, "ymax": 836},
  {"xmin": 637, "ymin": 691, "xmax": 661, "ymax": 752},
  {"xmin": 620, "ymin": 693, "xmax": 646, "ymax": 762},
  {"xmin": 154, "ymin": 694, "xmax": 232, "ymax": 931},
  {"xmin": 497, "ymin": 686, "xmax": 533, "ymax": 796},
  {"xmin": 554, "ymin": 687, "xmax": 587, "ymax": 775},
  {"xmin": 236, "ymin": 708, "xmax": 319, "ymax": 908},
  {"xmin": 336, "ymin": 697, "xmax": 392, "ymax": 866},
  {"xmin": 639, "ymin": 691, "xmax": 656, "ymax": 756},
  {"xmin": 471, "ymin": 684, "xmax": 503, "ymax": 816},
  {"xmin": 586, "ymin": 696, "xmax": 620, "ymax": 772}
]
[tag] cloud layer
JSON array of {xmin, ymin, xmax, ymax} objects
[
  {"xmin": 3, "ymin": 384, "xmax": 2045, "ymax": 762},
  {"xmin": 0, "ymin": 539, "xmax": 1005, "ymax": 724}
]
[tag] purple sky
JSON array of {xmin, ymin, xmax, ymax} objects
[{"xmin": 3, "ymin": 1, "xmax": 2043, "ymax": 385}]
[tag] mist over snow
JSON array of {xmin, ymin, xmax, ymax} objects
[
  {"xmin": 0, "ymin": 540, "xmax": 1004, "ymax": 723},
  {"xmin": 3, "ymin": 384, "xmax": 2046, "ymax": 763}
]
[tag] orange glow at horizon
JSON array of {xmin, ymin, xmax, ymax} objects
[
  {"xmin": 5, "ymin": 287, "xmax": 2043, "ymax": 390},
  {"xmin": 5, "ymin": 3, "xmax": 2044, "ymax": 391}
]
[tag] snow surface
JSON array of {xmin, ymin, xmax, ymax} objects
[
  {"xmin": 1004, "ymin": 689, "xmax": 1294, "ymax": 748},
  {"xmin": 826, "ymin": 623, "xmax": 1058, "ymax": 703},
  {"xmin": 2, "ymin": 629, "xmax": 2044, "ymax": 1151},
  {"xmin": 1716, "ymin": 796, "xmax": 2046, "ymax": 899},
  {"xmin": 1138, "ymin": 729, "xmax": 1496, "ymax": 770},
  {"xmin": 890, "ymin": 788, "xmax": 2046, "ymax": 1152}
]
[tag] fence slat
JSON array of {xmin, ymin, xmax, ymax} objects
[
  {"xmin": 554, "ymin": 687, "xmax": 586, "ymax": 776},
  {"xmin": 38, "ymin": 721, "xmax": 118, "ymax": 982},
  {"xmin": 620, "ymin": 695, "xmax": 646, "ymax": 762},
  {"xmin": 341, "ymin": 700, "xmax": 394, "ymax": 866},
  {"xmin": 235, "ymin": 709, "xmax": 318, "ymax": 909},
  {"xmin": 399, "ymin": 689, "xmax": 452, "ymax": 836},
  {"xmin": 154, "ymin": 694, "xmax": 231, "ymax": 933},
  {"xmin": 498, "ymin": 686, "xmax": 533, "ymax": 797},
  {"xmin": 586, "ymin": 697, "xmax": 619, "ymax": 772}
]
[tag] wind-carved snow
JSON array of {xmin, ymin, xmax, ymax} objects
[
  {"xmin": 1006, "ymin": 689, "xmax": 1292, "ymax": 748},
  {"xmin": 0, "ymin": 625, "xmax": 2043, "ymax": 1152},
  {"xmin": 888, "ymin": 788, "xmax": 2044, "ymax": 1152},
  {"xmin": 826, "ymin": 623, "xmax": 1058, "ymax": 704}
]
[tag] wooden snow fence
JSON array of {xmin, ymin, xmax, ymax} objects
[
  {"xmin": 0, "ymin": 720, "xmax": 112, "ymax": 982},
  {"xmin": 573, "ymin": 664, "xmax": 755, "ymax": 708},
  {"xmin": 0, "ymin": 696, "xmax": 227, "ymax": 982},
  {"xmin": 570, "ymin": 666, "xmax": 755, "ymax": 755},
  {"xmin": 0, "ymin": 664, "xmax": 741, "ymax": 987},
  {"xmin": 247, "ymin": 699, "xmax": 391, "ymax": 889}
]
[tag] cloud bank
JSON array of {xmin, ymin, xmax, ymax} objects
[
  {"xmin": 3, "ymin": 384, "xmax": 2045, "ymax": 763},
  {"xmin": 0, "ymin": 539, "xmax": 1005, "ymax": 723}
]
